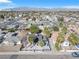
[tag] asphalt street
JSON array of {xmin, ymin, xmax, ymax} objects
[{"xmin": 0, "ymin": 54, "xmax": 79, "ymax": 59}]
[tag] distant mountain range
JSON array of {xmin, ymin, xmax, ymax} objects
[{"xmin": 1, "ymin": 7, "xmax": 79, "ymax": 11}]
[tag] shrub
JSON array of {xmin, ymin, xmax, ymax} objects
[
  {"xmin": 8, "ymin": 28, "xmax": 17, "ymax": 32},
  {"xmin": 28, "ymin": 34, "xmax": 34, "ymax": 44},
  {"xmin": 53, "ymin": 26, "xmax": 59, "ymax": 31},
  {"xmin": 38, "ymin": 40, "xmax": 46, "ymax": 47}
]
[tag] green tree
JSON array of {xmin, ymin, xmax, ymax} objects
[
  {"xmin": 28, "ymin": 34, "xmax": 34, "ymax": 44},
  {"xmin": 59, "ymin": 22, "xmax": 64, "ymax": 27},
  {"xmin": 58, "ymin": 17, "xmax": 64, "ymax": 22},
  {"xmin": 30, "ymin": 24, "xmax": 39, "ymax": 33},
  {"xmin": 57, "ymin": 33, "xmax": 64, "ymax": 43},
  {"xmin": 0, "ymin": 15, "xmax": 4, "ymax": 19},
  {"xmin": 61, "ymin": 26, "xmax": 67, "ymax": 35},
  {"xmin": 58, "ymin": 17, "xmax": 64, "ymax": 28},
  {"xmin": 43, "ymin": 27, "xmax": 51, "ymax": 37},
  {"xmin": 68, "ymin": 33, "xmax": 79, "ymax": 46},
  {"xmin": 55, "ymin": 42, "xmax": 61, "ymax": 51},
  {"xmin": 55, "ymin": 33, "xmax": 64, "ymax": 50},
  {"xmin": 53, "ymin": 26, "xmax": 59, "ymax": 31},
  {"xmin": 32, "ymin": 17, "xmax": 36, "ymax": 21}
]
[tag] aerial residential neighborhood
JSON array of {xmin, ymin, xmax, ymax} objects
[
  {"xmin": 1, "ymin": 0, "xmax": 79, "ymax": 59},
  {"xmin": 0, "ymin": 8, "xmax": 79, "ymax": 55},
  {"xmin": 0, "ymin": 0, "xmax": 79, "ymax": 59}
]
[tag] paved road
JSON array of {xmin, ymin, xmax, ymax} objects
[{"xmin": 0, "ymin": 55, "xmax": 79, "ymax": 59}]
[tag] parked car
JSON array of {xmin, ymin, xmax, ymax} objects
[
  {"xmin": 72, "ymin": 52, "xmax": 79, "ymax": 57},
  {"xmin": 1, "ymin": 32, "xmax": 7, "ymax": 35},
  {"xmin": 0, "ymin": 35, "xmax": 5, "ymax": 43},
  {"xmin": 12, "ymin": 33, "xmax": 18, "ymax": 36}
]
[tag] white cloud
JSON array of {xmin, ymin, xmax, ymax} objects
[
  {"xmin": 0, "ymin": 0, "xmax": 11, "ymax": 3},
  {"xmin": 0, "ymin": 0, "xmax": 16, "ymax": 9},
  {"xmin": 63, "ymin": 6, "xmax": 79, "ymax": 9}
]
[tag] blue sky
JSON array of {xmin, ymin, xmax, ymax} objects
[{"xmin": 0, "ymin": 0, "xmax": 79, "ymax": 9}]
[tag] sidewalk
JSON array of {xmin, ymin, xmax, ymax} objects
[
  {"xmin": 0, "ymin": 49, "xmax": 76, "ymax": 55},
  {"xmin": 0, "ymin": 51, "xmax": 52, "ymax": 55}
]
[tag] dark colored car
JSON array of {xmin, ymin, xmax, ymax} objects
[
  {"xmin": 0, "ymin": 36, "xmax": 5, "ymax": 43},
  {"xmin": 12, "ymin": 33, "xmax": 18, "ymax": 36},
  {"xmin": 72, "ymin": 52, "xmax": 79, "ymax": 57},
  {"xmin": 1, "ymin": 32, "xmax": 7, "ymax": 34}
]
